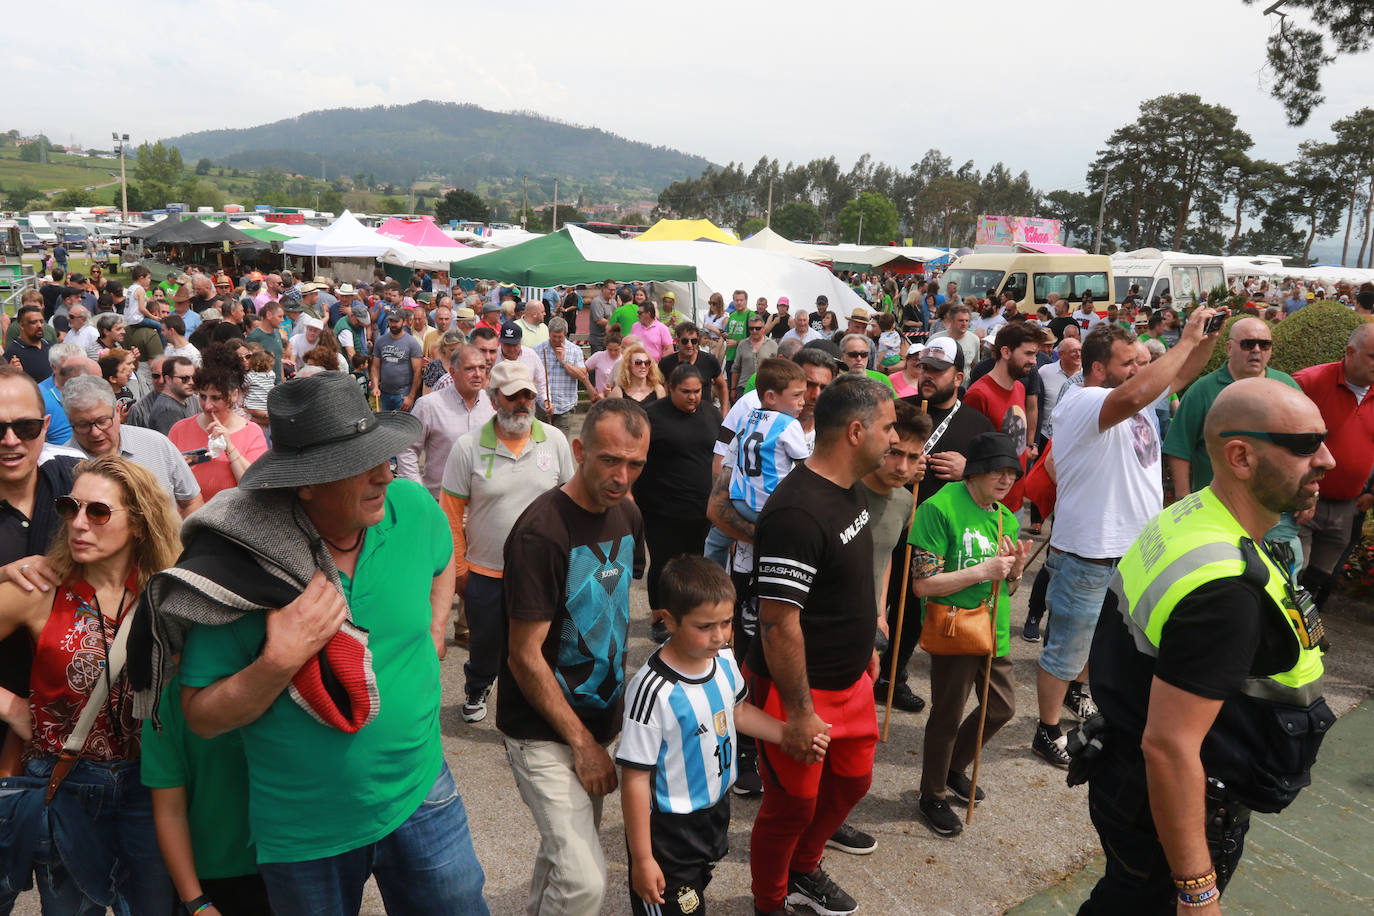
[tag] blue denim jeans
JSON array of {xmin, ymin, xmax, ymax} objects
[
  {"xmin": 703, "ymin": 524, "xmax": 732, "ymax": 568},
  {"xmin": 256, "ymin": 762, "xmax": 488, "ymax": 916},
  {"xmin": 0, "ymin": 755, "xmax": 174, "ymax": 916},
  {"xmin": 379, "ymin": 392, "xmax": 407, "ymax": 412},
  {"xmin": 1041, "ymin": 549, "xmax": 1118, "ymax": 682}
]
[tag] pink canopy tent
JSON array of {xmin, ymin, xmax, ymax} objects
[{"xmin": 376, "ymin": 217, "xmax": 469, "ymax": 248}]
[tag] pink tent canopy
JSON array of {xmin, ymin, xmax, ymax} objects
[
  {"xmin": 376, "ymin": 217, "xmax": 468, "ymax": 248},
  {"xmin": 1015, "ymin": 242, "xmax": 1086, "ymax": 254}
]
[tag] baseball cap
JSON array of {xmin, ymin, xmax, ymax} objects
[
  {"xmin": 201, "ymin": 307, "xmax": 223, "ymax": 321},
  {"xmin": 482, "ymin": 300, "xmax": 501, "ymax": 314},
  {"xmin": 777, "ymin": 296, "xmax": 789, "ymax": 306},
  {"xmin": 350, "ymin": 303, "xmax": 370, "ymax": 321},
  {"xmin": 662, "ymin": 291, "xmax": 676, "ymax": 302},
  {"xmin": 490, "ymin": 361, "xmax": 538, "ymax": 397},
  {"xmin": 415, "ymin": 291, "xmax": 433, "ymax": 304},
  {"xmin": 919, "ymin": 336, "xmax": 964, "ymax": 371},
  {"xmin": 815, "ymin": 295, "xmax": 828, "ymax": 306},
  {"xmin": 500, "ymin": 323, "xmax": 523, "ymax": 344},
  {"xmin": 387, "ymin": 307, "xmax": 407, "ymax": 322}
]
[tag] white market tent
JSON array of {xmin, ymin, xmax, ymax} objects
[
  {"xmin": 566, "ymin": 226, "xmax": 870, "ymax": 321},
  {"xmin": 737, "ymin": 227, "xmax": 832, "ymax": 262},
  {"xmin": 281, "ymin": 210, "xmax": 416, "ymax": 259}
]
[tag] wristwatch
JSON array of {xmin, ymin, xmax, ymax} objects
[{"xmin": 183, "ymin": 895, "xmax": 213, "ymax": 915}]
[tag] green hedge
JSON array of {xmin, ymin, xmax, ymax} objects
[{"xmin": 1194, "ymin": 301, "xmax": 1368, "ymax": 379}]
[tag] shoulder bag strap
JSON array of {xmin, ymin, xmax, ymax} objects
[{"xmin": 45, "ymin": 608, "xmax": 137, "ymax": 804}]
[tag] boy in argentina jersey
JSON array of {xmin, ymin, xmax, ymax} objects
[
  {"xmin": 618, "ymin": 558, "xmax": 827, "ymax": 916},
  {"xmin": 726, "ymin": 358, "xmax": 809, "ymax": 520}
]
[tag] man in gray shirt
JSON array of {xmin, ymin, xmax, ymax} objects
[
  {"xmin": 588, "ymin": 279, "xmax": 617, "ymax": 353},
  {"xmin": 370, "ymin": 307, "xmax": 423, "ymax": 411},
  {"xmin": 146, "ymin": 355, "xmax": 200, "ymax": 435}
]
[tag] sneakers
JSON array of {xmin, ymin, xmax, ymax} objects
[
  {"xmin": 824, "ymin": 822, "xmax": 876, "ymax": 855},
  {"xmin": 1033, "ymin": 723, "xmax": 1071, "ymax": 768},
  {"xmin": 918, "ymin": 793, "xmax": 964, "ymax": 836},
  {"xmin": 732, "ymin": 770, "xmax": 764, "ymax": 797},
  {"xmin": 460, "ymin": 685, "xmax": 491, "ymax": 723},
  {"xmin": 786, "ymin": 866, "xmax": 857, "ymax": 916},
  {"xmin": 945, "ymin": 770, "xmax": 985, "ymax": 806},
  {"xmin": 874, "ymin": 678, "xmax": 926, "ymax": 713},
  {"xmin": 1021, "ymin": 617, "xmax": 1042, "ymax": 642},
  {"xmin": 1063, "ymin": 683, "xmax": 1099, "ymax": 720}
]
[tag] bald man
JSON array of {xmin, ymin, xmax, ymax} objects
[{"xmin": 1081, "ymin": 378, "xmax": 1334, "ymax": 912}]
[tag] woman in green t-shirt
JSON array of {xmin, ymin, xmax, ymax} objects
[{"xmin": 907, "ymin": 432, "xmax": 1033, "ymax": 837}]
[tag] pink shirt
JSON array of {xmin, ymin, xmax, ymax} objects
[
  {"xmin": 168, "ymin": 417, "xmax": 269, "ymax": 502},
  {"xmin": 631, "ymin": 320, "xmax": 673, "ymax": 361}
]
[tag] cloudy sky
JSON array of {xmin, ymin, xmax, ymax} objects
[{"xmin": 7, "ymin": 0, "xmax": 1370, "ymax": 194}]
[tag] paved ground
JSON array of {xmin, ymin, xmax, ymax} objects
[{"xmin": 13, "ymin": 544, "xmax": 1374, "ymax": 915}]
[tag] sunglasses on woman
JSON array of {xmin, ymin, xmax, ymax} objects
[
  {"xmin": 1218, "ymin": 429, "xmax": 1327, "ymax": 456},
  {"xmin": 0, "ymin": 418, "xmax": 45, "ymax": 441},
  {"xmin": 631, "ymin": 358, "xmax": 652, "ymax": 367},
  {"xmin": 54, "ymin": 496, "xmax": 129, "ymax": 525}
]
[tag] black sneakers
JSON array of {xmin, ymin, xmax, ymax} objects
[
  {"xmin": 1063, "ymin": 682, "xmax": 1099, "ymax": 719},
  {"xmin": 1033, "ymin": 723, "xmax": 1071, "ymax": 768},
  {"xmin": 918, "ymin": 794, "xmax": 963, "ymax": 836},
  {"xmin": 460, "ymin": 685, "xmax": 491, "ymax": 723},
  {"xmin": 824, "ymin": 822, "xmax": 876, "ymax": 855},
  {"xmin": 873, "ymin": 678, "xmax": 926, "ymax": 713},
  {"xmin": 1021, "ymin": 616, "xmax": 1042, "ymax": 642},
  {"xmin": 732, "ymin": 770, "xmax": 764, "ymax": 797},
  {"xmin": 786, "ymin": 866, "xmax": 858, "ymax": 916},
  {"xmin": 945, "ymin": 770, "xmax": 986, "ymax": 806}
]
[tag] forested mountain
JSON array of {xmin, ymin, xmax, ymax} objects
[{"xmin": 162, "ymin": 101, "xmax": 713, "ymax": 201}]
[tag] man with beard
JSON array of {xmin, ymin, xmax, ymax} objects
[
  {"xmin": 963, "ymin": 322, "xmax": 1042, "ymax": 513},
  {"xmin": 1032, "ymin": 313, "xmax": 1220, "ymax": 768},
  {"xmin": 876, "ymin": 337, "xmax": 994, "ymax": 715},
  {"xmin": 440, "ymin": 361, "xmax": 574, "ymax": 725},
  {"xmin": 1080, "ymin": 379, "xmax": 1334, "ymax": 912}
]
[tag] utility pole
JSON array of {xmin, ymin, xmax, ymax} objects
[
  {"xmin": 521, "ymin": 176, "xmax": 528, "ymax": 229},
  {"xmin": 1094, "ymin": 167, "xmax": 1111, "ymax": 255},
  {"xmin": 112, "ymin": 132, "xmax": 129, "ymax": 216},
  {"xmin": 858, "ymin": 210, "xmax": 865, "ymax": 246},
  {"xmin": 766, "ymin": 178, "xmax": 774, "ymax": 228},
  {"xmin": 552, "ymin": 179, "xmax": 559, "ymax": 231}
]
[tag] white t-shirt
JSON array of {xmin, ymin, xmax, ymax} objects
[
  {"xmin": 971, "ymin": 313, "xmax": 1007, "ymax": 337},
  {"xmin": 1049, "ymin": 385, "xmax": 1162, "ymax": 558},
  {"xmin": 1074, "ymin": 310, "xmax": 1103, "ymax": 333},
  {"xmin": 124, "ymin": 284, "xmax": 148, "ymax": 324}
]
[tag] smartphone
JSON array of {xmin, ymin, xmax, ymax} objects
[
  {"xmin": 1203, "ymin": 309, "xmax": 1229, "ymax": 335},
  {"xmin": 182, "ymin": 448, "xmax": 211, "ymax": 465}
]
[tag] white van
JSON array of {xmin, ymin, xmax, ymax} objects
[
  {"xmin": 942, "ymin": 252, "xmax": 1114, "ymax": 314},
  {"xmin": 26, "ymin": 214, "xmax": 59, "ymax": 244},
  {"xmin": 1110, "ymin": 249, "xmax": 1226, "ymax": 307}
]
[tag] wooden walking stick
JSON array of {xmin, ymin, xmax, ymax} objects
[
  {"xmin": 881, "ymin": 400, "xmax": 926, "ymax": 742},
  {"xmin": 966, "ymin": 511, "xmax": 1004, "ymax": 825}
]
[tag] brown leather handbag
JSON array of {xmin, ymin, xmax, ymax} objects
[{"xmin": 919, "ymin": 599, "xmax": 995, "ymax": 656}]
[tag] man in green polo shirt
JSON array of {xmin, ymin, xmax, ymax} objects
[
  {"xmin": 724, "ymin": 288, "xmax": 752, "ymax": 368},
  {"xmin": 1164, "ymin": 316, "xmax": 1297, "ymax": 493},
  {"xmin": 611, "ymin": 288, "xmax": 639, "ymax": 339}
]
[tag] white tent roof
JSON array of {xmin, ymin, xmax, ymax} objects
[
  {"xmin": 737, "ymin": 227, "xmax": 831, "ymax": 262},
  {"xmin": 565, "ymin": 226, "xmax": 869, "ymax": 320},
  {"xmin": 383, "ymin": 245, "xmax": 488, "ymax": 271},
  {"xmin": 797, "ymin": 243, "xmax": 939, "ymax": 268},
  {"xmin": 282, "ymin": 210, "xmax": 415, "ymax": 258}
]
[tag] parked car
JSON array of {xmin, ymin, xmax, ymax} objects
[
  {"xmin": 60, "ymin": 225, "xmax": 91, "ymax": 247},
  {"xmin": 20, "ymin": 231, "xmax": 42, "ymax": 252}
]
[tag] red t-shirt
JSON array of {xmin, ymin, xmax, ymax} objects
[
  {"xmin": 1294, "ymin": 360, "xmax": 1374, "ymax": 501},
  {"xmin": 964, "ymin": 373, "xmax": 1028, "ymax": 512}
]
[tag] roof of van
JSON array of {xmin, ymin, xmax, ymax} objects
[{"xmin": 949, "ymin": 252, "xmax": 1112, "ymax": 269}]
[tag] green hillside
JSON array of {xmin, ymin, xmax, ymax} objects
[{"xmin": 162, "ymin": 100, "xmax": 714, "ymax": 205}]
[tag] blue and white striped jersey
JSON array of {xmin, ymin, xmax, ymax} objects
[
  {"xmin": 617, "ymin": 648, "xmax": 748, "ymax": 815},
  {"xmin": 726, "ymin": 407, "xmax": 809, "ymax": 512}
]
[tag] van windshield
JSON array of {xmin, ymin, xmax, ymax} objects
[{"xmin": 943, "ymin": 268, "xmax": 1006, "ymax": 302}]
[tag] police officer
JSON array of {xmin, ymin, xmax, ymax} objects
[{"xmin": 1080, "ymin": 378, "xmax": 1336, "ymax": 913}]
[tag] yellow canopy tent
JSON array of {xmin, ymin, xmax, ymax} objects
[{"xmin": 634, "ymin": 218, "xmax": 738, "ymax": 244}]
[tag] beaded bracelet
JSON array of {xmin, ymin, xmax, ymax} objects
[
  {"xmin": 1172, "ymin": 869, "xmax": 1217, "ymax": 890},
  {"xmin": 1178, "ymin": 885, "xmax": 1221, "ymax": 908}
]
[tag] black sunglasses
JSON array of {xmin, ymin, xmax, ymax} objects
[
  {"xmin": 0, "ymin": 418, "xmax": 45, "ymax": 441},
  {"xmin": 1218, "ymin": 429, "xmax": 1327, "ymax": 456},
  {"xmin": 54, "ymin": 496, "xmax": 128, "ymax": 525},
  {"xmin": 1237, "ymin": 338, "xmax": 1273, "ymax": 351}
]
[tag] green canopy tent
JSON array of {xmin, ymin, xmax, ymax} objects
[
  {"xmin": 452, "ymin": 228, "xmax": 697, "ymax": 287},
  {"xmin": 235, "ymin": 225, "xmax": 294, "ymax": 243}
]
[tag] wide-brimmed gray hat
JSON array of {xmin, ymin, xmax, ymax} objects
[{"xmin": 239, "ymin": 373, "xmax": 420, "ymax": 489}]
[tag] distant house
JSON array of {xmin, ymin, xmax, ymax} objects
[{"xmin": 63, "ymin": 147, "xmax": 89, "ymax": 157}]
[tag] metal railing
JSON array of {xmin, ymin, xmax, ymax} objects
[{"xmin": 0, "ymin": 262, "xmax": 37, "ymax": 316}]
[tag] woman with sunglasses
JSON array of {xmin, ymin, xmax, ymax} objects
[
  {"xmin": 701, "ymin": 292, "xmax": 728, "ymax": 361},
  {"xmin": 167, "ymin": 343, "xmax": 268, "ymax": 503},
  {"xmin": 604, "ymin": 342, "xmax": 666, "ymax": 404},
  {"xmin": 0, "ymin": 455, "xmax": 181, "ymax": 914}
]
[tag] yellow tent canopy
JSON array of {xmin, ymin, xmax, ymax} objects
[{"xmin": 635, "ymin": 218, "xmax": 738, "ymax": 245}]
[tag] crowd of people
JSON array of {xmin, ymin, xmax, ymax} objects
[{"xmin": 0, "ymin": 254, "xmax": 1371, "ymax": 916}]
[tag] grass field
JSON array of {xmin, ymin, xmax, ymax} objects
[{"xmin": 0, "ymin": 149, "xmax": 123, "ymax": 195}]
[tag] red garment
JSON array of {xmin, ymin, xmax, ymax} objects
[
  {"xmin": 963, "ymin": 373, "xmax": 1028, "ymax": 512},
  {"xmin": 26, "ymin": 573, "xmax": 141, "ymax": 763},
  {"xmin": 1025, "ymin": 440, "xmax": 1057, "ymax": 517},
  {"xmin": 748, "ymin": 670, "xmax": 876, "ymax": 911},
  {"xmin": 1294, "ymin": 360, "xmax": 1374, "ymax": 501},
  {"xmin": 167, "ymin": 416, "xmax": 269, "ymax": 502}
]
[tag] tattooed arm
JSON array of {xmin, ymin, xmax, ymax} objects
[
  {"xmin": 706, "ymin": 466, "xmax": 754, "ymax": 542},
  {"xmin": 910, "ymin": 547, "xmax": 1014, "ymax": 598}
]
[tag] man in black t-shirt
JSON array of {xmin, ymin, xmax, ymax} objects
[
  {"xmin": 657, "ymin": 321, "xmax": 729, "ymax": 411},
  {"xmin": 498, "ymin": 399, "xmax": 648, "ymax": 916},
  {"xmin": 747, "ymin": 375, "xmax": 896, "ymax": 916},
  {"xmin": 879, "ymin": 336, "xmax": 995, "ymax": 711},
  {"xmin": 1046, "ymin": 293, "xmax": 1077, "ymax": 343}
]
